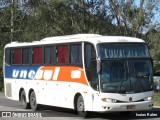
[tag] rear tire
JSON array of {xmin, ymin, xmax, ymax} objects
[
  {"xmin": 29, "ymin": 91, "xmax": 40, "ymax": 110},
  {"xmin": 20, "ymin": 90, "xmax": 30, "ymax": 109},
  {"xmin": 77, "ymin": 95, "xmax": 88, "ymax": 118}
]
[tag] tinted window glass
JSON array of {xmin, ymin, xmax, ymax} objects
[
  {"xmin": 98, "ymin": 43, "xmax": 149, "ymax": 58},
  {"xmin": 85, "ymin": 44, "xmax": 91, "ymax": 68},
  {"xmin": 70, "ymin": 44, "xmax": 82, "ymax": 64},
  {"xmin": 84, "ymin": 43, "xmax": 96, "ymax": 68},
  {"xmin": 5, "ymin": 48, "xmax": 11, "ymax": 65},
  {"xmin": 84, "ymin": 43, "xmax": 96, "ymax": 83},
  {"xmin": 22, "ymin": 48, "xmax": 32, "ymax": 64},
  {"xmin": 44, "ymin": 46, "xmax": 55, "ymax": 64}
]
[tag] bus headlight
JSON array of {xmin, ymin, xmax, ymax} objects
[
  {"xmin": 143, "ymin": 96, "xmax": 153, "ymax": 101},
  {"xmin": 101, "ymin": 98, "xmax": 117, "ymax": 103}
]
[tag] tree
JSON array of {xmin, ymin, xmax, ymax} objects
[
  {"xmin": 146, "ymin": 29, "xmax": 160, "ymax": 75},
  {"xmin": 108, "ymin": 0, "xmax": 158, "ymax": 37},
  {"xmin": 0, "ymin": 0, "xmax": 160, "ymax": 76}
]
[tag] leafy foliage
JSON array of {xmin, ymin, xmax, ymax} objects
[
  {"xmin": 154, "ymin": 92, "xmax": 160, "ymax": 106},
  {"xmin": 0, "ymin": 0, "xmax": 160, "ymax": 81}
]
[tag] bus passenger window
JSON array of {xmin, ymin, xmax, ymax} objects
[
  {"xmin": 85, "ymin": 44, "xmax": 91, "ymax": 68},
  {"xmin": 56, "ymin": 45, "xmax": 68, "ymax": 64},
  {"xmin": 85, "ymin": 43, "xmax": 96, "ymax": 68},
  {"xmin": 13, "ymin": 48, "xmax": 21, "ymax": 64},
  {"xmin": 5, "ymin": 48, "xmax": 11, "ymax": 65},
  {"xmin": 91, "ymin": 61, "xmax": 99, "ymax": 91},
  {"xmin": 22, "ymin": 48, "xmax": 31, "ymax": 64},
  {"xmin": 70, "ymin": 44, "xmax": 82, "ymax": 64},
  {"xmin": 84, "ymin": 43, "xmax": 96, "ymax": 85},
  {"xmin": 33, "ymin": 47, "xmax": 42, "ymax": 64},
  {"xmin": 44, "ymin": 46, "xmax": 55, "ymax": 64}
]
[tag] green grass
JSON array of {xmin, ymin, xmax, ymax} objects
[{"xmin": 154, "ymin": 92, "xmax": 160, "ymax": 107}]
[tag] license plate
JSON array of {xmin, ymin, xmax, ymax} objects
[{"xmin": 127, "ymin": 105, "xmax": 135, "ymax": 109}]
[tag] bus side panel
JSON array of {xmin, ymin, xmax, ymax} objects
[
  {"xmin": 4, "ymin": 64, "xmax": 95, "ymax": 111},
  {"xmin": 35, "ymin": 81, "xmax": 94, "ymax": 110},
  {"xmin": 4, "ymin": 78, "xmax": 25, "ymax": 101}
]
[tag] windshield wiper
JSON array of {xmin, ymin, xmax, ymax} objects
[
  {"xmin": 117, "ymin": 80, "xmax": 127, "ymax": 93},
  {"xmin": 132, "ymin": 72, "xmax": 145, "ymax": 92},
  {"xmin": 116, "ymin": 71, "xmax": 127, "ymax": 93},
  {"xmin": 103, "ymin": 87, "xmax": 117, "ymax": 93},
  {"xmin": 117, "ymin": 87, "xmax": 127, "ymax": 93}
]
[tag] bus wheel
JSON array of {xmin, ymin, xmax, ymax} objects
[
  {"xmin": 77, "ymin": 95, "xmax": 88, "ymax": 118},
  {"xmin": 20, "ymin": 90, "xmax": 30, "ymax": 109},
  {"xmin": 29, "ymin": 91, "xmax": 39, "ymax": 111}
]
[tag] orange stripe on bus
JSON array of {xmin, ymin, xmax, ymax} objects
[{"xmin": 34, "ymin": 66, "xmax": 89, "ymax": 86}]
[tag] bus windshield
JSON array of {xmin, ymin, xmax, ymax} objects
[
  {"xmin": 97, "ymin": 43, "xmax": 153, "ymax": 93},
  {"xmin": 98, "ymin": 43, "xmax": 149, "ymax": 58},
  {"xmin": 100, "ymin": 59, "xmax": 153, "ymax": 93}
]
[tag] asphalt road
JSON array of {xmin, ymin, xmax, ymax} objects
[{"xmin": 0, "ymin": 92, "xmax": 160, "ymax": 120}]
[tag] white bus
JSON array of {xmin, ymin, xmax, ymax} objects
[{"xmin": 3, "ymin": 34, "xmax": 154, "ymax": 117}]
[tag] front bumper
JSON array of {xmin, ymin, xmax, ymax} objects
[{"xmin": 94, "ymin": 100, "xmax": 153, "ymax": 112}]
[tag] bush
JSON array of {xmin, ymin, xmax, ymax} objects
[
  {"xmin": 153, "ymin": 61, "xmax": 160, "ymax": 76},
  {"xmin": 153, "ymin": 76, "xmax": 160, "ymax": 92},
  {"xmin": 154, "ymin": 92, "xmax": 160, "ymax": 106}
]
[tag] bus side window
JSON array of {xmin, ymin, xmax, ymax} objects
[
  {"xmin": 70, "ymin": 44, "xmax": 82, "ymax": 64},
  {"xmin": 84, "ymin": 43, "xmax": 96, "ymax": 83},
  {"xmin": 5, "ymin": 48, "xmax": 11, "ymax": 65},
  {"xmin": 13, "ymin": 48, "xmax": 22, "ymax": 64},
  {"xmin": 56, "ymin": 45, "xmax": 68, "ymax": 64},
  {"xmin": 22, "ymin": 48, "xmax": 32, "ymax": 64},
  {"xmin": 85, "ymin": 44, "xmax": 91, "ymax": 68},
  {"xmin": 32, "ymin": 47, "xmax": 42, "ymax": 64},
  {"xmin": 91, "ymin": 60, "xmax": 98, "ymax": 91},
  {"xmin": 44, "ymin": 46, "xmax": 55, "ymax": 64}
]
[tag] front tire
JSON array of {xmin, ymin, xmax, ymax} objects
[
  {"xmin": 20, "ymin": 90, "xmax": 30, "ymax": 109},
  {"xmin": 77, "ymin": 95, "xmax": 88, "ymax": 118},
  {"xmin": 29, "ymin": 91, "xmax": 40, "ymax": 110}
]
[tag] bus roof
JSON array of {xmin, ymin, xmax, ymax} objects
[{"xmin": 5, "ymin": 34, "xmax": 145, "ymax": 48}]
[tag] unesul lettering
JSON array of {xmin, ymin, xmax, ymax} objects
[
  {"xmin": 12, "ymin": 69, "xmax": 36, "ymax": 79},
  {"xmin": 12, "ymin": 67, "xmax": 60, "ymax": 80}
]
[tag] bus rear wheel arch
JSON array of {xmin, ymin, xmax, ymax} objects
[{"xmin": 19, "ymin": 89, "xmax": 30, "ymax": 109}]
